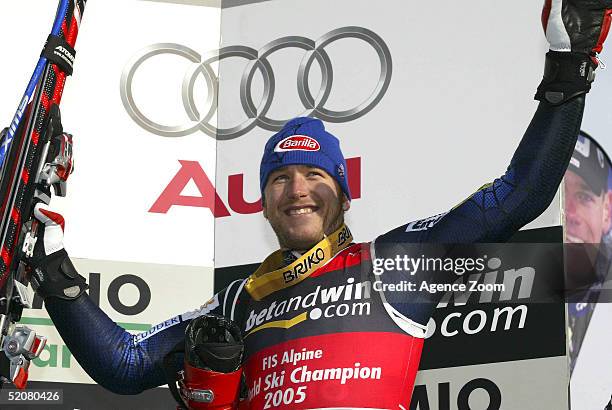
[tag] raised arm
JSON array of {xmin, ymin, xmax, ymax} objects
[
  {"xmin": 378, "ymin": 97, "xmax": 584, "ymax": 244},
  {"xmin": 378, "ymin": 1, "xmax": 612, "ymax": 245}
]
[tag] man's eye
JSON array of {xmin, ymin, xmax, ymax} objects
[
  {"xmin": 576, "ymin": 191, "xmax": 595, "ymax": 204},
  {"xmin": 307, "ymin": 171, "xmax": 323, "ymax": 177},
  {"xmin": 273, "ymin": 175, "xmax": 288, "ymax": 182}
]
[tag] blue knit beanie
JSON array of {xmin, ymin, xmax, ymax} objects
[{"xmin": 260, "ymin": 117, "xmax": 351, "ymax": 200}]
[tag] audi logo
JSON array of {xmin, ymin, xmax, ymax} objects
[{"xmin": 120, "ymin": 27, "xmax": 392, "ymax": 140}]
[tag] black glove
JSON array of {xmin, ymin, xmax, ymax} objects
[
  {"xmin": 185, "ymin": 314, "xmax": 244, "ymax": 373},
  {"xmin": 536, "ymin": 0, "xmax": 612, "ymax": 104}
]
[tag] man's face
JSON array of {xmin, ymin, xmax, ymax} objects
[
  {"xmin": 564, "ymin": 170, "xmax": 611, "ymax": 244},
  {"xmin": 263, "ymin": 165, "xmax": 350, "ymax": 250}
]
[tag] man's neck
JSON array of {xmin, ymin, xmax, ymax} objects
[
  {"xmin": 280, "ymin": 236, "xmax": 325, "ymax": 255},
  {"xmin": 281, "ymin": 249, "xmax": 302, "ymax": 268}
]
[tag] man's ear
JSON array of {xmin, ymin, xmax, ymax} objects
[
  {"xmin": 262, "ymin": 196, "xmax": 268, "ymax": 219},
  {"xmin": 603, "ymin": 191, "xmax": 612, "ymax": 232},
  {"xmin": 342, "ymin": 195, "xmax": 350, "ymax": 212}
]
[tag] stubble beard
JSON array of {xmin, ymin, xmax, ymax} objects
[{"xmin": 271, "ymin": 199, "xmax": 345, "ymax": 252}]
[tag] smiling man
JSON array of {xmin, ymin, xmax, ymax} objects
[
  {"xmin": 564, "ymin": 131, "xmax": 612, "ymax": 374},
  {"xmin": 263, "ymin": 163, "xmax": 347, "ymax": 250},
  {"xmin": 21, "ymin": 1, "xmax": 612, "ymax": 409},
  {"xmin": 565, "ymin": 133, "xmax": 611, "ymax": 246},
  {"xmin": 261, "ymin": 124, "xmax": 351, "ymax": 252}
]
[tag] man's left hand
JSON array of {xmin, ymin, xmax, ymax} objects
[{"xmin": 542, "ymin": 0, "xmax": 612, "ymax": 56}]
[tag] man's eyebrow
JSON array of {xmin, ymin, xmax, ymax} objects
[{"xmin": 578, "ymin": 181, "xmax": 596, "ymax": 194}]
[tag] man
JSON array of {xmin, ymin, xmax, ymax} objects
[
  {"xmin": 23, "ymin": 2, "xmax": 612, "ymax": 409},
  {"xmin": 565, "ymin": 132, "xmax": 611, "ymax": 248},
  {"xmin": 564, "ymin": 131, "xmax": 612, "ymax": 373}
]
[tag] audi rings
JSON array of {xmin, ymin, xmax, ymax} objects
[{"xmin": 120, "ymin": 27, "xmax": 392, "ymax": 140}]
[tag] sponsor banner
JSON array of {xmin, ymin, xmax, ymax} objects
[
  {"xmin": 21, "ymin": 258, "xmax": 214, "ymax": 384},
  {"xmin": 416, "ymin": 240, "xmax": 566, "ymax": 370}
]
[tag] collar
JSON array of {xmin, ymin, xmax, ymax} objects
[{"xmin": 245, "ymin": 224, "xmax": 353, "ymax": 300}]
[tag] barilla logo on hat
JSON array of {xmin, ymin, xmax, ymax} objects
[{"xmin": 274, "ymin": 135, "xmax": 321, "ymax": 152}]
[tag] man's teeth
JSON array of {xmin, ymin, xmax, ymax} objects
[{"xmin": 288, "ymin": 208, "xmax": 314, "ymax": 215}]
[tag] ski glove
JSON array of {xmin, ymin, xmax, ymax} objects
[
  {"xmin": 536, "ymin": 0, "xmax": 612, "ymax": 104},
  {"xmin": 24, "ymin": 204, "xmax": 87, "ymax": 301}
]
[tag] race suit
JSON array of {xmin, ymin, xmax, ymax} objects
[{"xmin": 43, "ymin": 97, "xmax": 584, "ymax": 408}]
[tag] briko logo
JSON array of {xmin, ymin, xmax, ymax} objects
[
  {"xmin": 275, "ymin": 135, "xmax": 320, "ymax": 153},
  {"xmin": 337, "ymin": 225, "xmax": 352, "ymax": 247},
  {"xmin": 245, "ymin": 277, "xmax": 373, "ymax": 335},
  {"xmin": 282, "ymin": 247, "xmax": 325, "ymax": 284}
]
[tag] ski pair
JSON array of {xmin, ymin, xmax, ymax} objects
[{"xmin": 0, "ymin": 0, "xmax": 87, "ymax": 388}]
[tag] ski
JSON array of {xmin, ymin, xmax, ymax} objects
[{"xmin": 0, "ymin": 0, "xmax": 87, "ymax": 389}]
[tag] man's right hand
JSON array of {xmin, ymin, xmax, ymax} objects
[{"xmin": 25, "ymin": 203, "xmax": 87, "ymax": 301}]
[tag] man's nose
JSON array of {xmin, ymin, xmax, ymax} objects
[
  {"xmin": 287, "ymin": 174, "xmax": 308, "ymax": 199},
  {"xmin": 565, "ymin": 196, "xmax": 579, "ymax": 225}
]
